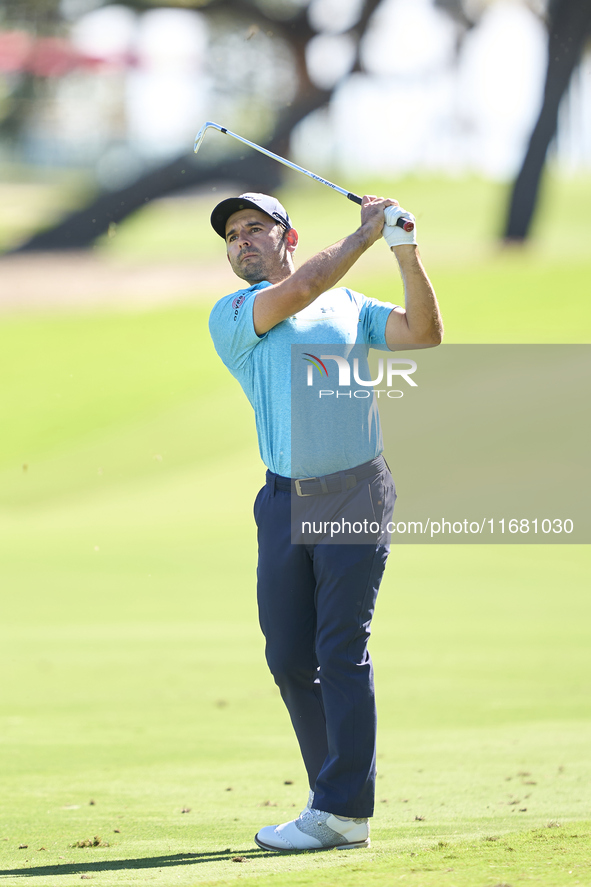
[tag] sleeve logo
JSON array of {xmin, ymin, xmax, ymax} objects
[{"xmin": 232, "ymin": 294, "xmax": 245, "ymax": 320}]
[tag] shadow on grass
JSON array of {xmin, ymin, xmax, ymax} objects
[{"xmin": 0, "ymin": 849, "xmax": 267, "ymax": 878}]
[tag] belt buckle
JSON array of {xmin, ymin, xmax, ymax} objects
[{"xmin": 294, "ymin": 477, "xmax": 317, "ymax": 497}]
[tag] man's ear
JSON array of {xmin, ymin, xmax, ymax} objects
[{"xmin": 285, "ymin": 227, "xmax": 298, "ymax": 253}]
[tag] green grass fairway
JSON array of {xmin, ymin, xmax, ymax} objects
[{"xmin": 1, "ymin": 175, "xmax": 590, "ymax": 886}]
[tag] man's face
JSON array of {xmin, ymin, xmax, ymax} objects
[{"xmin": 225, "ymin": 208, "xmax": 291, "ymax": 284}]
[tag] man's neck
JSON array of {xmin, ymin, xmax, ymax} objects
[
  {"xmin": 265, "ymin": 267, "xmax": 294, "ymax": 285},
  {"xmin": 242, "ymin": 266, "xmax": 294, "ymax": 286}
]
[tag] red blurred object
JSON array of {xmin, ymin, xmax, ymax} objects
[
  {"xmin": 28, "ymin": 37, "xmax": 80, "ymax": 77},
  {"xmin": 0, "ymin": 29, "xmax": 119, "ymax": 77},
  {"xmin": 0, "ymin": 30, "xmax": 33, "ymax": 72}
]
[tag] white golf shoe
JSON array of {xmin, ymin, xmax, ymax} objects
[{"xmin": 254, "ymin": 806, "xmax": 370, "ymax": 852}]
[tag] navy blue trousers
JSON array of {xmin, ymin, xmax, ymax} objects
[{"xmin": 254, "ymin": 461, "xmax": 395, "ymax": 818}]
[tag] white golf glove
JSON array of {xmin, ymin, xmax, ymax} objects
[{"xmin": 382, "ymin": 205, "xmax": 416, "ymax": 248}]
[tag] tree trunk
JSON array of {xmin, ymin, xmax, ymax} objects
[
  {"xmin": 503, "ymin": 0, "xmax": 591, "ymax": 241},
  {"xmin": 11, "ymin": 152, "xmax": 285, "ymax": 252}
]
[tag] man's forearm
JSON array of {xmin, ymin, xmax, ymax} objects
[
  {"xmin": 386, "ymin": 245, "xmax": 443, "ymax": 346},
  {"xmin": 253, "ymin": 196, "xmax": 389, "ymax": 336},
  {"xmin": 253, "ymin": 223, "xmax": 378, "ymax": 335},
  {"xmin": 282, "ymin": 224, "xmax": 375, "ymax": 309}
]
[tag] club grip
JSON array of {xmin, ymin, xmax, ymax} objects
[
  {"xmin": 397, "ymin": 218, "xmax": 414, "ymax": 232},
  {"xmin": 349, "ymin": 193, "xmax": 414, "ymax": 231},
  {"xmin": 384, "ymin": 204, "xmax": 415, "ymax": 232},
  {"xmin": 347, "ymin": 191, "xmax": 415, "ymax": 234}
]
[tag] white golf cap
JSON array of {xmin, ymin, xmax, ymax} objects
[{"xmin": 210, "ymin": 192, "xmax": 292, "ymax": 239}]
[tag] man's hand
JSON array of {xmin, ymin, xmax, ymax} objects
[
  {"xmin": 360, "ymin": 195, "xmax": 400, "ymax": 246},
  {"xmin": 383, "ymin": 205, "xmax": 417, "ymax": 248}
]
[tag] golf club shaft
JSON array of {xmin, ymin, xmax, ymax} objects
[{"xmin": 194, "ymin": 121, "xmax": 414, "ymax": 232}]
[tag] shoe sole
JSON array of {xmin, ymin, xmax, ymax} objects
[{"xmin": 254, "ymin": 834, "xmax": 370, "ymax": 853}]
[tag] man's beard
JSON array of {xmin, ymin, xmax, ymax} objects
[
  {"xmin": 231, "ymin": 238, "xmax": 287, "ymax": 284},
  {"xmin": 234, "ymin": 251, "xmax": 267, "ymax": 284},
  {"xmin": 239, "ymin": 259, "xmax": 266, "ymax": 283}
]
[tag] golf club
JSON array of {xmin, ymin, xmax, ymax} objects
[{"xmin": 194, "ymin": 121, "xmax": 414, "ymax": 232}]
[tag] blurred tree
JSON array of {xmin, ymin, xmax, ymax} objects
[
  {"xmin": 433, "ymin": 0, "xmax": 472, "ymax": 30},
  {"xmin": 0, "ymin": 0, "xmax": 65, "ymax": 144},
  {"xmin": 11, "ymin": 0, "xmax": 383, "ymax": 252},
  {"xmin": 0, "ymin": 0, "xmax": 63, "ymax": 30},
  {"xmin": 504, "ymin": 0, "xmax": 591, "ymax": 241}
]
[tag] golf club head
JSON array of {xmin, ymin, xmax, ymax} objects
[
  {"xmin": 193, "ymin": 122, "xmax": 210, "ymax": 154},
  {"xmin": 194, "ymin": 121, "xmax": 227, "ymax": 154}
]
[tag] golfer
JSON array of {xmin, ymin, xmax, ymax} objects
[{"xmin": 208, "ymin": 192, "xmax": 443, "ymax": 851}]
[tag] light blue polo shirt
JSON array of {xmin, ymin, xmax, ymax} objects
[{"xmin": 209, "ymin": 281, "xmax": 396, "ymax": 477}]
